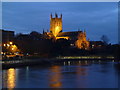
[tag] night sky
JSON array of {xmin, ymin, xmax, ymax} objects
[{"xmin": 2, "ymin": 2, "xmax": 118, "ymax": 44}]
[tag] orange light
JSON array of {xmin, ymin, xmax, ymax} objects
[
  {"xmin": 7, "ymin": 44, "xmax": 10, "ymax": 47},
  {"xmin": 1, "ymin": 52, "xmax": 3, "ymax": 54},
  {"xmin": 11, "ymin": 45, "xmax": 18, "ymax": 52},
  {"xmin": 7, "ymin": 68, "xmax": 16, "ymax": 88},
  {"xmin": 56, "ymin": 36, "xmax": 69, "ymax": 40},
  {"xmin": 52, "ymin": 26, "xmax": 61, "ymax": 37},
  {"xmin": 12, "ymin": 48, "xmax": 14, "ymax": 50},
  {"xmin": 49, "ymin": 66, "xmax": 62, "ymax": 88},
  {"xmin": 3, "ymin": 44, "xmax": 6, "ymax": 47},
  {"xmin": 10, "ymin": 42, "xmax": 13, "ymax": 45}
]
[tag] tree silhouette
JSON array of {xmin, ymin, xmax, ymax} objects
[{"xmin": 101, "ymin": 35, "xmax": 109, "ymax": 45}]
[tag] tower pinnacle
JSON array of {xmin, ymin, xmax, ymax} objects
[
  {"xmin": 55, "ymin": 13, "xmax": 58, "ymax": 18},
  {"xmin": 50, "ymin": 13, "xmax": 62, "ymax": 37},
  {"xmin": 60, "ymin": 14, "xmax": 62, "ymax": 18},
  {"xmin": 50, "ymin": 13, "xmax": 52, "ymax": 19}
]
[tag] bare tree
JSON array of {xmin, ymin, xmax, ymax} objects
[{"xmin": 101, "ymin": 35, "xmax": 110, "ymax": 44}]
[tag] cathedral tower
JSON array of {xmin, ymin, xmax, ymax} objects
[{"xmin": 50, "ymin": 13, "xmax": 62, "ymax": 37}]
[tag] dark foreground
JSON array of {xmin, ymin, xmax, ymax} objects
[{"xmin": 2, "ymin": 60, "xmax": 120, "ymax": 88}]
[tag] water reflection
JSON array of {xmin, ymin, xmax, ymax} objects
[
  {"xmin": 2, "ymin": 61, "xmax": 119, "ymax": 88},
  {"xmin": 76, "ymin": 61, "xmax": 88, "ymax": 88},
  {"xmin": 76, "ymin": 66, "xmax": 88, "ymax": 76},
  {"xmin": 63, "ymin": 60, "xmax": 90, "ymax": 66},
  {"xmin": 77, "ymin": 60, "xmax": 90, "ymax": 66},
  {"xmin": 7, "ymin": 68, "xmax": 16, "ymax": 88},
  {"xmin": 49, "ymin": 65, "xmax": 62, "ymax": 88}
]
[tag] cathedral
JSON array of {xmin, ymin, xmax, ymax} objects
[{"xmin": 45, "ymin": 13, "xmax": 89, "ymax": 50}]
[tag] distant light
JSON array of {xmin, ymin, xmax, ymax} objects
[
  {"xmin": 10, "ymin": 42, "xmax": 13, "ymax": 45},
  {"xmin": 85, "ymin": 60, "xmax": 88, "ymax": 64},
  {"xmin": 4, "ymin": 53, "xmax": 6, "ymax": 55},
  {"xmin": 1, "ymin": 52, "xmax": 3, "ymax": 54},
  {"xmin": 68, "ymin": 61, "xmax": 70, "ymax": 65},
  {"xmin": 12, "ymin": 48, "xmax": 14, "ymax": 50},
  {"xmin": 3, "ymin": 44, "xmax": 6, "ymax": 47},
  {"xmin": 70, "ymin": 44, "xmax": 74, "ymax": 46},
  {"xmin": 7, "ymin": 44, "xmax": 10, "ymax": 47},
  {"xmin": 64, "ymin": 62, "xmax": 66, "ymax": 65}
]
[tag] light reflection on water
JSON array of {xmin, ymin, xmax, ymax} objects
[
  {"xmin": 2, "ymin": 68, "xmax": 16, "ymax": 89},
  {"xmin": 2, "ymin": 60, "xmax": 120, "ymax": 88},
  {"xmin": 7, "ymin": 68, "xmax": 16, "ymax": 88},
  {"xmin": 49, "ymin": 65, "xmax": 62, "ymax": 88}
]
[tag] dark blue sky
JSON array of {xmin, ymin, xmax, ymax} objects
[{"xmin": 2, "ymin": 2, "xmax": 118, "ymax": 44}]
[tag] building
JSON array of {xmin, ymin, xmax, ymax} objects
[
  {"xmin": 75, "ymin": 31, "xmax": 89, "ymax": 50},
  {"xmin": 90, "ymin": 41, "xmax": 105, "ymax": 49},
  {"xmin": 0, "ymin": 29, "xmax": 14, "ymax": 43},
  {"xmin": 50, "ymin": 13, "xmax": 62, "ymax": 37},
  {"xmin": 45, "ymin": 13, "xmax": 89, "ymax": 50}
]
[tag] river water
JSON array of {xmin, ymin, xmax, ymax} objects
[{"xmin": 2, "ymin": 60, "xmax": 120, "ymax": 88}]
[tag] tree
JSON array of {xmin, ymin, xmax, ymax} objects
[
  {"xmin": 101, "ymin": 35, "xmax": 110, "ymax": 45},
  {"xmin": 30, "ymin": 31, "xmax": 40, "ymax": 36}
]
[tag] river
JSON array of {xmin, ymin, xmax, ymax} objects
[{"xmin": 2, "ymin": 60, "xmax": 120, "ymax": 88}]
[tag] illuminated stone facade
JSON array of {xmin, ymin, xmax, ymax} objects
[
  {"xmin": 75, "ymin": 31, "xmax": 89, "ymax": 50},
  {"xmin": 47, "ymin": 13, "xmax": 89, "ymax": 49},
  {"xmin": 50, "ymin": 13, "xmax": 62, "ymax": 37}
]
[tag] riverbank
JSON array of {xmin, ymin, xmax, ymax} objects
[{"xmin": 2, "ymin": 56, "xmax": 120, "ymax": 69}]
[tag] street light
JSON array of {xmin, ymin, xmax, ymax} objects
[
  {"xmin": 9, "ymin": 42, "xmax": 13, "ymax": 45},
  {"xmin": 3, "ymin": 44, "xmax": 6, "ymax": 47},
  {"xmin": 7, "ymin": 44, "xmax": 10, "ymax": 47},
  {"xmin": 12, "ymin": 48, "xmax": 14, "ymax": 51}
]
